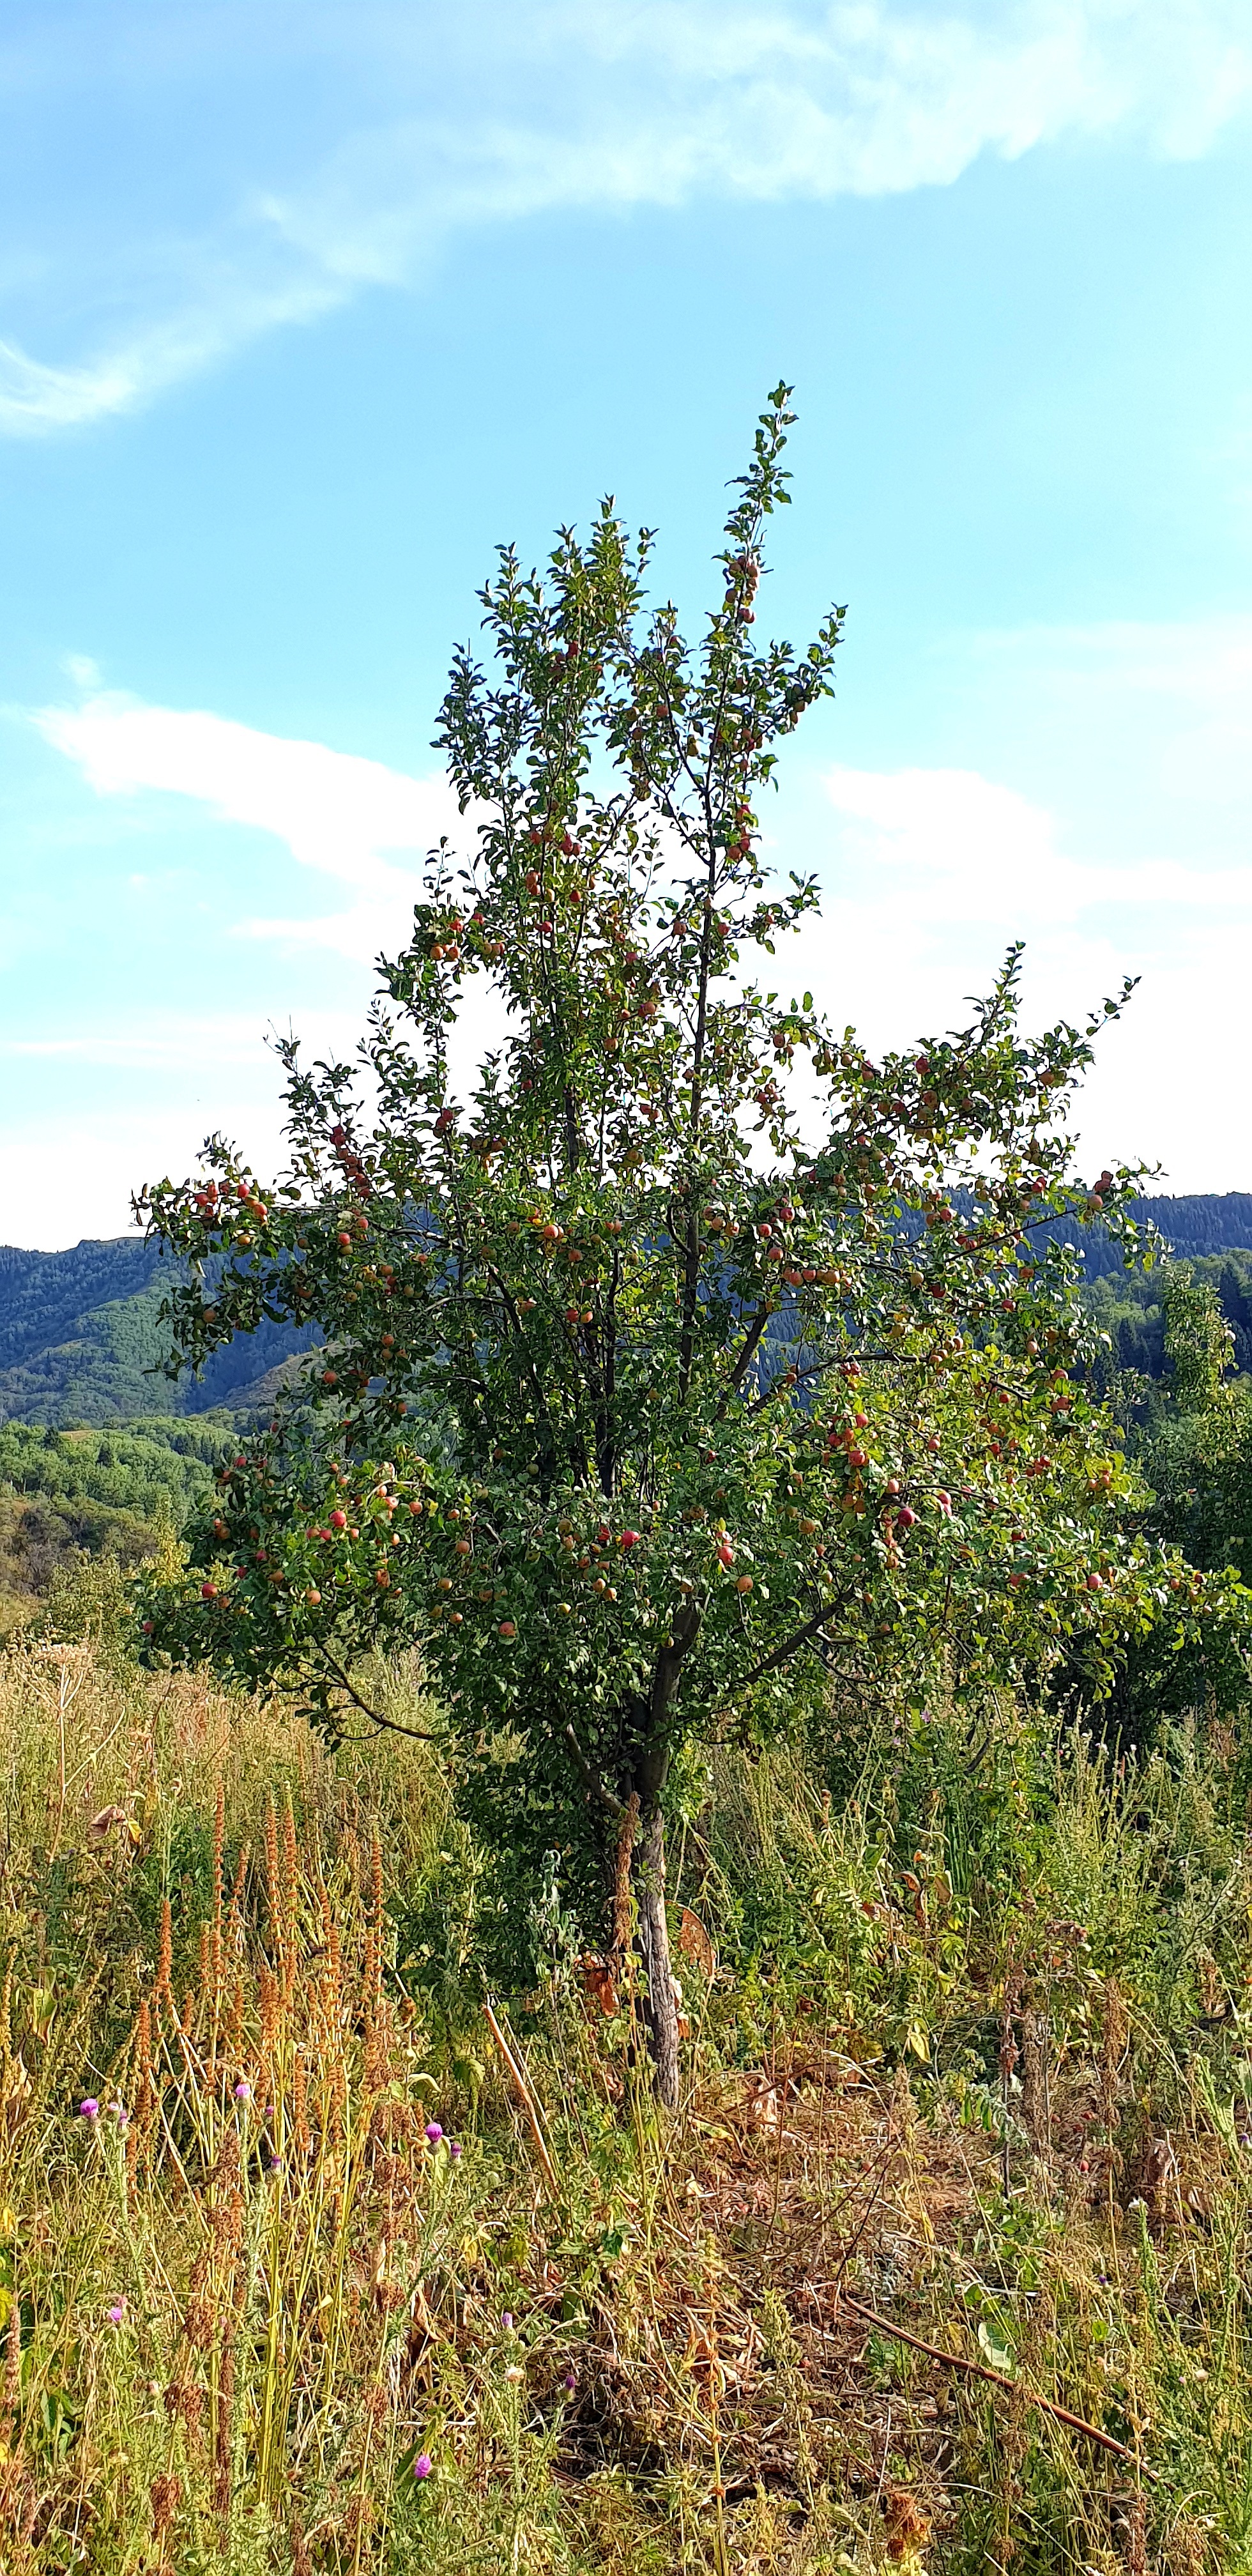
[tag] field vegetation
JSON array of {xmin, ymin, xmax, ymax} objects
[{"xmin": 2, "ymin": 1631, "xmax": 1251, "ymax": 2572}]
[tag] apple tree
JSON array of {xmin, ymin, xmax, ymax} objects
[{"xmin": 135, "ymin": 390, "xmax": 1241, "ymax": 2103}]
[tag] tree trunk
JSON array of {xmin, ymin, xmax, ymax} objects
[
  {"xmin": 627, "ymin": 1613, "xmax": 698, "ymax": 2110},
  {"xmin": 634, "ymin": 1799, "xmax": 680, "ymax": 2111}
]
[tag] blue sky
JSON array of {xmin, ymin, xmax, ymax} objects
[{"xmin": 3, "ymin": 0, "xmax": 1251, "ymax": 1248}]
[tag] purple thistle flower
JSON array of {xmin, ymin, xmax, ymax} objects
[
  {"xmin": 449, "ymin": 2138, "xmax": 462, "ymax": 2159},
  {"xmin": 107, "ymin": 2300, "xmax": 126, "ymax": 2326},
  {"xmin": 233, "ymin": 2080, "xmax": 252, "ymax": 2102},
  {"xmin": 501, "ymin": 2311, "xmax": 514, "ymax": 2331},
  {"xmin": 79, "ymin": 2097, "xmax": 100, "ymax": 2122},
  {"xmin": 564, "ymin": 2373, "xmax": 576, "ymax": 2392},
  {"xmin": 424, "ymin": 2121, "xmax": 443, "ymax": 2144},
  {"xmin": 413, "ymin": 2452, "xmax": 432, "ymax": 2480}
]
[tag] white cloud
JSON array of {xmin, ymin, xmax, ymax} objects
[
  {"xmin": 0, "ymin": 1013, "xmax": 316, "ymax": 1070},
  {"xmin": 796, "ymin": 742, "xmax": 1252, "ymax": 1187},
  {"xmin": 4, "ymin": 0, "xmax": 1250, "ymax": 431},
  {"xmin": 33, "ymin": 685, "xmax": 459, "ymax": 956},
  {"xmin": 823, "ymin": 760, "xmax": 1252, "ymax": 920}
]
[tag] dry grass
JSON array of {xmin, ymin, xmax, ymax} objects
[{"xmin": 1, "ymin": 1644, "xmax": 1249, "ymax": 2572}]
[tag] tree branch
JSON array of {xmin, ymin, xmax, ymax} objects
[
  {"xmin": 723, "ymin": 1588, "xmax": 853, "ymax": 1697},
  {"xmin": 840, "ymin": 2297, "xmax": 1145, "ymax": 2470},
  {"xmin": 563, "ymin": 1723, "xmax": 625, "ymax": 1813},
  {"xmin": 319, "ymin": 1649, "xmax": 449, "ymax": 1743},
  {"xmin": 724, "ymin": 1298, "xmax": 772, "ymax": 1402}
]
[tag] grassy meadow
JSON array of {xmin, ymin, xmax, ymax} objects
[{"xmin": 1, "ymin": 1627, "xmax": 1251, "ymax": 2574}]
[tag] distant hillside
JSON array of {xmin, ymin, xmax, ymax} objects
[
  {"xmin": 0, "ymin": 1414, "xmax": 238, "ymax": 1625},
  {"xmin": 1059, "ymin": 1193, "xmax": 1252, "ymax": 1277},
  {"xmin": 0, "ymin": 1237, "xmax": 318, "ymax": 1427}
]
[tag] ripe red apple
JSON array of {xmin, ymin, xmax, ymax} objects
[{"xmin": 330, "ymin": 1509, "xmax": 347, "ymax": 1530}]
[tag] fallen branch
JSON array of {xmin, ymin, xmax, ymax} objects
[
  {"xmin": 841, "ymin": 2296, "xmax": 1147, "ymax": 2471},
  {"xmin": 483, "ymin": 1998, "xmax": 559, "ymax": 2197}
]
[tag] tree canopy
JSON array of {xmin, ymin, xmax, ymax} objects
[{"xmin": 136, "ymin": 390, "xmax": 1242, "ymax": 2099}]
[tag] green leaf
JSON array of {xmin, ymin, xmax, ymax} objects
[{"xmin": 977, "ymin": 2319, "xmax": 1015, "ymax": 2377}]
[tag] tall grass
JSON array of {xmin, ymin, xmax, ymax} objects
[{"xmin": 1, "ymin": 1641, "xmax": 1250, "ymax": 2571}]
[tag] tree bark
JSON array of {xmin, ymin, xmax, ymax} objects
[{"xmin": 634, "ymin": 1798, "xmax": 680, "ymax": 2112}]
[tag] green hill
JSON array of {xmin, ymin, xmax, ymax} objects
[
  {"xmin": 1050, "ymin": 1190, "xmax": 1252, "ymax": 1276},
  {"xmin": 0, "ymin": 1236, "xmax": 317, "ymax": 1426},
  {"xmin": 0, "ymin": 1414, "xmax": 238, "ymax": 1625}
]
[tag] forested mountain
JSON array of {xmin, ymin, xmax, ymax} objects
[
  {"xmin": 0, "ymin": 1236, "xmax": 317, "ymax": 1425},
  {"xmin": 1050, "ymin": 1191, "xmax": 1252, "ymax": 1276}
]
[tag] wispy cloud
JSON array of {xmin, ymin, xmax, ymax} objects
[
  {"xmin": 27, "ymin": 615, "xmax": 1252, "ymax": 1200},
  {"xmin": 0, "ymin": 269, "xmax": 342, "ymax": 436},
  {"xmin": 4, "ymin": 0, "xmax": 1249, "ymax": 433}
]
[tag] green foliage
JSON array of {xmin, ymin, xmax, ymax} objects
[
  {"xmin": 135, "ymin": 395, "xmax": 1244, "ymax": 1997},
  {"xmin": 1085, "ymin": 1246, "xmax": 1252, "ymax": 1387},
  {"xmin": 1100, "ymin": 1266, "xmax": 1252, "ymax": 1725},
  {"xmin": 0, "ymin": 1414, "xmax": 240, "ymax": 1629},
  {"xmin": 0, "ymin": 1413, "xmax": 236, "ymax": 1519}
]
